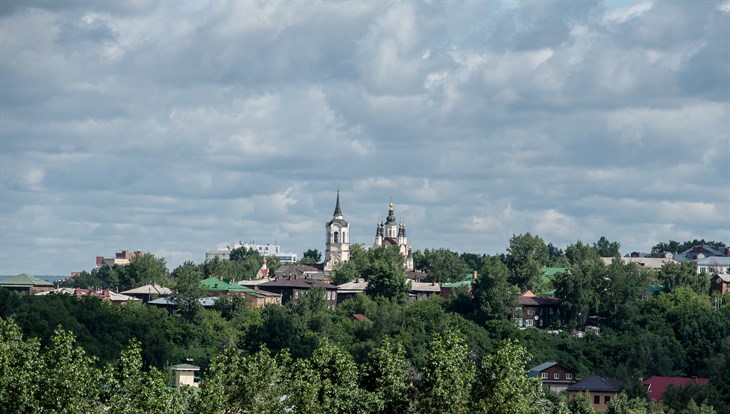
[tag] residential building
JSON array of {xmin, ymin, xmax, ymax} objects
[
  {"xmin": 675, "ymin": 244, "xmax": 730, "ymax": 262},
  {"xmin": 697, "ymin": 256, "xmax": 730, "ymax": 274},
  {"xmin": 567, "ymin": 375, "xmax": 623, "ymax": 412},
  {"xmin": 710, "ymin": 273, "xmax": 729, "ymax": 295},
  {"xmin": 642, "ymin": 377, "xmax": 709, "ymax": 401},
  {"xmin": 324, "ymin": 191, "xmax": 350, "ymax": 272},
  {"xmin": 517, "ymin": 290, "xmax": 561, "ymax": 329},
  {"xmin": 35, "ymin": 288, "xmax": 140, "ymax": 305},
  {"xmin": 0, "ymin": 273, "xmax": 54, "ymax": 294},
  {"xmin": 121, "ymin": 283, "xmax": 172, "ymax": 302},
  {"xmin": 95, "ymin": 250, "xmax": 144, "ymax": 269},
  {"xmin": 336, "ymin": 278, "xmax": 368, "ymax": 304},
  {"xmin": 275, "ymin": 264, "xmax": 327, "ymax": 280},
  {"xmin": 528, "ymin": 362, "xmax": 578, "ymax": 393},
  {"xmin": 170, "ymin": 364, "xmax": 200, "ymax": 388},
  {"xmin": 373, "ymin": 200, "xmax": 414, "ymax": 270},
  {"xmin": 204, "ymin": 241, "xmax": 298, "ymax": 264},
  {"xmin": 601, "ymin": 257, "xmax": 677, "ymax": 270},
  {"xmin": 258, "ymin": 277, "xmax": 338, "ymax": 308},
  {"xmin": 409, "ymin": 282, "xmax": 441, "ymax": 301},
  {"xmin": 440, "ymin": 272, "xmax": 476, "ymax": 298}
]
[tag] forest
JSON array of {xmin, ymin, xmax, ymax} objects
[{"xmin": 1, "ymin": 235, "xmax": 728, "ymax": 413}]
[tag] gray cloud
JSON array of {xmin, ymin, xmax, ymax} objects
[{"xmin": 1, "ymin": 1, "xmax": 728, "ymax": 275}]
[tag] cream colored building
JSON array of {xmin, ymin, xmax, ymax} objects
[
  {"xmin": 374, "ymin": 200, "xmax": 414, "ymax": 270},
  {"xmin": 170, "ymin": 364, "xmax": 200, "ymax": 388}
]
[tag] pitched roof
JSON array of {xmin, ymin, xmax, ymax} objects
[
  {"xmin": 410, "ymin": 282, "xmax": 441, "ymax": 293},
  {"xmin": 528, "ymin": 362, "xmax": 577, "ymax": 377},
  {"xmin": 0, "ymin": 273, "xmax": 54, "ymax": 287},
  {"xmin": 121, "ymin": 283, "xmax": 172, "ymax": 295},
  {"xmin": 199, "ymin": 277, "xmax": 253, "ymax": 292},
  {"xmin": 542, "ymin": 267, "xmax": 568, "ymax": 277},
  {"xmin": 519, "ymin": 291, "xmax": 560, "ymax": 306},
  {"xmin": 643, "ymin": 377, "xmax": 709, "ymax": 401},
  {"xmin": 568, "ymin": 375, "xmax": 623, "ymax": 393},
  {"xmin": 337, "ymin": 279, "xmax": 368, "ymax": 292},
  {"xmin": 259, "ymin": 278, "xmax": 337, "ymax": 290}
]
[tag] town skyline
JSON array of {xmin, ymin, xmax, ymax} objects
[{"xmin": 2, "ymin": 1, "xmax": 729, "ymax": 275}]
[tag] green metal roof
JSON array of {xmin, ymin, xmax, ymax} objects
[
  {"xmin": 199, "ymin": 277, "xmax": 252, "ymax": 292},
  {"xmin": 442, "ymin": 280, "xmax": 473, "ymax": 288},
  {"xmin": 541, "ymin": 267, "xmax": 568, "ymax": 278},
  {"xmin": 0, "ymin": 273, "xmax": 54, "ymax": 287}
]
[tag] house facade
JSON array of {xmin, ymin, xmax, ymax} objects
[
  {"xmin": 528, "ymin": 362, "xmax": 578, "ymax": 393},
  {"xmin": 517, "ymin": 291, "xmax": 561, "ymax": 329},
  {"xmin": 567, "ymin": 375, "xmax": 623, "ymax": 412}
]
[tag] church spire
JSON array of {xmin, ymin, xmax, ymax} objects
[{"xmin": 333, "ymin": 190, "xmax": 342, "ymax": 217}]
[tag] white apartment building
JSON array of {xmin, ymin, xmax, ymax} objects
[{"xmin": 204, "ymin": 241, "xmax": 298, "ymax": 264}]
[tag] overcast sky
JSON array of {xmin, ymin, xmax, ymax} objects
[{"xmin": 1, "ymin": 1, "xmax": 729, "ymax": 276}]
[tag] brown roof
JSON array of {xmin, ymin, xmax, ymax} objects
[{"xmin": 519, "ymin": 291, "xmax": 560, "ymax": 306}]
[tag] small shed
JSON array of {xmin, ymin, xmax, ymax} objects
[{"xmin": 170, "ymin": 364, "xmax": 200, "ymax": 388}]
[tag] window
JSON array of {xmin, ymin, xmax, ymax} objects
[
  {"xmin": 594, "ymin": 395, "xmax": 600, "ymax": 404},
  {"xmin": 566, "ymin": 373, "xmax": 572, "ymax": 380},
  {"xmin": 554, "ymin": 373, "xmax": 560, "ymax": 380},
  {"xmin": 541, "ymin": 373, "xmax": 548, "ymax": 379},
  {"xmin": 334, "ymin": 232, "xmax": 340, "ymax": 243},
  {"xmin": 604, "ymin": 396, "xmax": 611, "ymax": 404}
]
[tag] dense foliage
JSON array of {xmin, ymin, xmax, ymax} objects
[{"xmin": 2, "ymin": 235, "xmax": 728, "ymax": 412}]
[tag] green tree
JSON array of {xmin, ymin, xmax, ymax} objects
[
  {"xmin": 0, "ymin": 317, "xmax": 43, "ymax": 413},
  {"xmin": 594, "ymin": 236, "xmax": 621, "ymax": 257},
  {"xmin": 121, "ymin": 253, "xmax": 169, "ymax": 290},
  {"xmin": 197, "ymin": 346, "xmax": 288, "ymax": 414},
  {"xmin": 302, "ymin": 248, "xmax": 322, "ymax": 264},
  {"xmin": 568, "ymin": 393, "xmax": 596, "ymax": 414},
  {"xmin": 554, "ymin": 261, "xmax": 598, "ymax": 330},
  {"xmin": 505, "ymin": 233, "xmax": 549, "ymax": 291},
  {"xmin": 171, "ymin": 261, "xmax": 205, "ymax": 321},
  {"xmin": 419, "ymin": 248, "xmax": 471, "ymax": 283},
  {"xmin": 106, "ymin": 338, "xmax": 184, "ymax": 414},
  {"xmin": 598, "ymin": 261, "xmax": 649, "ymax": 330},
  {"xmin": 472, "ymin": 256, "xmax": 518, "ymax": 322},
  {"xmin": 417, "ymin": 329, "xmax": 475, "ymax": 414},
  {"xmin": 364, "ymin": 260, "xmax": 410, "ymax": 303},
  {"xmin": 471, "ymin": 339, "xmax": 545, "ymax": 414},
  {"xmin": 658, "ymin": 261, "xmax": 710, "ymax": 294},
  {"xmin": 362, "ymin": 338, "xmax": 412, "ymax": 414},
  {"xmin": 606, "ymin": 393, "xmax": 648, "ymax": 414}
]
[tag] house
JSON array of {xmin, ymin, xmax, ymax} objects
[
  {"xmin": 0, "ymin": 273, "xmax": 54, "ymax": 294},
  {"xmin": 170, "ymin": 364, "xmax": 200, "ymax": 388},
  {"xmin": 517, "ymin": 291, "xmax": 561, "ymax": 329},
  {"xmin": 35, "ymin": 288, "xmax": 141, "ymax": 305},
  {"xmin": 697, "ymin": 256, "xmax": 730, "ymax": 275},
  {"xmin": 528, "ymin": 362, "xmax": 578, "ymax": 393},
  {"xmin": 336, "ymin": 279, "xmax": 368, "ymax": 304},
  {"xmin": 148, "ymin": 296, "xmax": 218, "ymax": 313},
  {"xmin": 710, "ymin": 273, "xmax": 730, "ymax": 295},
  {"xmin": 258, "ymin": 277, "xmax": 338, "ymax": 308},
  {"xmin": 601, "ymin": 257, "xmax": 677, "ymax": 270},
  {"xmin": 199, "ymin": 277, "xmax": 253, "ymax": 296},
  {"xmin": 567, "ymin": 375, "xmax": 623, "ymax": 412},
  {"xmin": 121, "ymin": 283, "xmax": 172, "ymax": 302},
  {"xmin": 243, "ymin": 289, "xmax": 282, "ymax": 308},
  {"xmin": 440, "ymin": 272, "xmax": 477, "ymax": 298},
  {"xmin": 274, "ymin": 264, "xmax": 327, "ymax": 281},
  {"xmin": 409, "ymin": 282, "xmax": 441, "ymax": 301},
  {"xmin": 642, "ymin": 376, "xmax": 709, "ymax": 401},
  {"xmin": 675, "ymin": 244, "xmax": 730, "ymax": 262}
]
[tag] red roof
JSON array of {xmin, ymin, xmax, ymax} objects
[{"xmin": 643, "ymin": 377, "xmax": 709, "ymax": 401}]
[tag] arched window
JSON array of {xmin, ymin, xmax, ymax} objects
[{"xmin": 334, "ymin": 231, "xmax": 340, "ymax": 243}]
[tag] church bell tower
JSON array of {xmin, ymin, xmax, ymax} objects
[{"xmin": 324, "ymin": 191, "xmax": 350, "ymax": 271}]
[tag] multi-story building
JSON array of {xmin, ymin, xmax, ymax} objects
[
  {"xmin": 204, "ymin": 241, "xmax": 298, "ymax": 264},
  {"xmin": 95, "ymin": 250, "xmax": 144, "ymax": 269}
]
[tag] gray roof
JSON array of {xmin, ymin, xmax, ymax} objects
[
  {"xmin": 410, "ymin": 282, "xmax": 441, "ymax": 293},
  {"xmin": 121, "ymin": 283, "xmax": 172, "ymax": 295},
  {"xmin": 170, "ymin": 364, "xmax": 200, "ymax": 371},
  {"xmin": 697, "ymin": 256, "xmax": 730, "ymax": 266},
  {"xmin": 528, "ymin": 362, "xmax": 558, "ymax": 377},
  {"xmin": 568, "ymin": 375, "xmax": 623, "ymax": 393},
  {"xmin": 148, "ymin": 296, "xmax": 218, "ymax": 307}
]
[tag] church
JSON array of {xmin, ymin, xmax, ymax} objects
[
  {"xmin": 373, "ymin": 200, "xmax": 414, "ymax": 270},
  {"xmin": 324, "ymin": 191, "xmax": 350, "ymax": 272},
  {"xmin": 323, "ymin": 193, "xmax": 414, "ymax": 271}
]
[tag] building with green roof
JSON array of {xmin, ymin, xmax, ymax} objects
[{"xmin": 0, "ymin": 273, "xmax": 54, "ymax": 294}]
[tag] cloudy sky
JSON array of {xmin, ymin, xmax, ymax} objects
[{"xmin": 1, "ymin": 1, "xmax": 728, "ymax": 276}]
